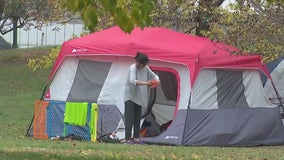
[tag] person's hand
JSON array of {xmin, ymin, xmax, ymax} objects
[
  {"xmin": 149, "ymin": 79, "xmax": 159, "ymax": 88},
  {"xmin": 146, "ymin": 80, "xmax": 152, "ymax": 86}
]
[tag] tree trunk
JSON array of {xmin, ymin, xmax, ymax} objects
[
  {"xmin": 195, "ymin": 0, "xmax": 225, "ymax": 36},
  {"xmin": 0, "ymin": 0, "xmax": 4, "ymax": 17},
  {"xmin": 195, "ymin": 14, "xmax": 208, "ymax": 36},
  {"xmin": 12, "ymin": 17, "xmax": 18, "ymax": 48}
]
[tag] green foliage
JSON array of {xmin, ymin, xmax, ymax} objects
[
  {"xmin": 4, "ymin": 0, "xmax": 25, "ymax": 16},
  {"xmin": 81, "ymin": 6, "xmax": 98, "ymax": 31},
  {"xmin": 27, "ymin": 47, "xmax": 60, "ymax": 71},
  {"xmin": 62, "ymin": 0, "xmax": 155, "ymax": 33},
  {"xmin": 205, "ymin": 3, "xmax": 284, "ymax": 62}
]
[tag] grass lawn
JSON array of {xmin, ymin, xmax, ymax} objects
[{"xmin": 0, "ymin": 47, "xmax": 284, "ymax": 160}]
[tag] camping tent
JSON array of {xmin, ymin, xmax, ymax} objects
[
  {"xmin": 32, "ymin": 26, "xmax": 284, "ymax": 146},
  {"xmin": 262, "ymin": 56, "xmax": 284, "ymax": 105}
]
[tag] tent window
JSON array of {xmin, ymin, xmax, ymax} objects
[
  {"xmin": 216, "ymin": 70, "xmax": 249, "ymax": 108},
  {"xmin": 67, "ymin": 60, "xmax": 112, "ymax": 102}
]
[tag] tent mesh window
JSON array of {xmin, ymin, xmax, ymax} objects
[
  {"xmin": 46, "ymin": 101, "xmax": 92, "ymax": 141},
  {"xmin": 33, "ymin": 100, "xmax": 49, "ymax": 139}
]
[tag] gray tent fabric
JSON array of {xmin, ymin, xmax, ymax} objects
[
  {"xmin": 182, "ymin": 108, "xmax": 284, "ymax": 146},
  {"xmin": 67, "ymin": 60, "xmax": 112, "ymax": 102},
  {"xmin": 216, "ymin": 70, "xmax": 249, "ymax": 108},
  {"xmin": 261, "ymin": 57, "xmax": 284, "ymax": 105},
  {"xmin": 97, "ymin": 105, "xmax": 123, "ymax": 137},
  {"xmin": 141, "ymin": 109, "xmax": 187, "ymax": 145},
  {"xmin": 261, "ymin": 56, "xmax": 284, "ymax": 85}
]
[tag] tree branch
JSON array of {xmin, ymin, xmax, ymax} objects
[{"xmin": 248, "ymin": 0, "xmax": 284, "ymax": 25}]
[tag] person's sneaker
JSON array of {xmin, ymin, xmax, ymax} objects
[
  {"xmin": 132, "ymin": 139, "xmax": 145, "ymax": 145},
  {"xmin": 124, "ymin": 140, "xmax": 135, "ymax": 144}
]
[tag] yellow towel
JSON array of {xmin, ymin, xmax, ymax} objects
[
  {"xmin": 90, "ymin": 103, "xmax": 98, "ymax": 142},
  {"xmin": 64, "ymin": 102, "xmax": 88, "ymax": 126}
]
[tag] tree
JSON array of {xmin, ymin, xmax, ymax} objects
[
  {"xmin": 246, "ymin": 0, "xmax": 284, "ymax": 26},
  {"xmin": 28, "ymin": 0, "xmax": 284, "ymax": 70},
  {"xmin": 0, "ymin": 0, "xmax": 70, "ymax": 48},
  {"xmin": 206, "ymin": 1, "xmax": 284, "ymax": 61},
  {"xmin": 151, "ymin": 0, "xmax": 284, "ymax": 60},
  {"xmin": 151, "ymin": 0, "xmax": 225, "ymax": 35},
  {"xmin": 61, "ymin": 0, "xmax": 155, "ymax": 33},
  {"xmin": 60, "ymin": 0, "xmax": 225, "ymax": 34}
]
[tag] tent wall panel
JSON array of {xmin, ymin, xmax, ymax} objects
[
  {"xmin": 243, "ymin": 70, "xmax": 275, "ymax": 108},
  {"xmin": 262, "ymin": 56, "xmax": 284, "ymax": 85},
  {"xmin": 97, "ymin": 57, "xmax": 133, "ymax": 114},
  {"xmin": 216, "ymin": 70, "xmax": 249, "ymax": 108},
  {"xmin": 47, "ymin": 57, "xmax": 78, "ymax": 101},
  {"xmin": 191, "ymin": 69, "xmax": 275, "ymax": 110},
  {"xmin": 97, "ymin": 104, "xmax": 123, "ymax": 137},
  {"xmin": 182, "ymin": 108, "xmax": 284, "ymax": 146},
  {"xmin": 191, "ymin": 69, "xmax": 218, "ymax": 109},
  {"xmin": 263, "ymin": 57, "xmax": 284, "ymax": 101},
  {"xmin": 67, "ymin": 60, "xmax": 112, "ymax": 102}
]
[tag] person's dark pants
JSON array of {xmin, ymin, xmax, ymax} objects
[{"xmin": 124, "ymin": 100, "xmax": 142, "ymax": 140}]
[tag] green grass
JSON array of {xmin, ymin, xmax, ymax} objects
[{"xmin": 1, "ymin": 48, "xmax": 284, "ymax": 160}]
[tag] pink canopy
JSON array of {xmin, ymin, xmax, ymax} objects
[{"xmin": 49, "ymin": 26, "xmax": 270, "ymax": 85}]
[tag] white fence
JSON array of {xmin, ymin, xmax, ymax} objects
[{"xmin": 2, "ymin": 22, "xmax": 85, "ymax": 48}]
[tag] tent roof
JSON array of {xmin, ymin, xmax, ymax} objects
[{"xmin": 49, "ymin": 26, "xmax": 270, "ymax": 85}]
